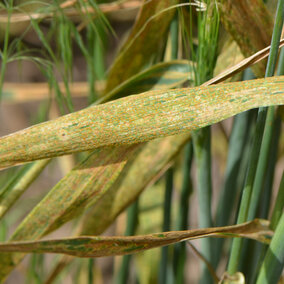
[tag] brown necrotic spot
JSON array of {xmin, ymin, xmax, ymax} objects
[{"xmin": 58, "ymin": 129, "xmax": 69, "ymax": 141}]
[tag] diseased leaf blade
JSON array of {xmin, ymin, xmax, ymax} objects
[
  {"xmin": 0, "ymin": 219, "xmax": 272, "ymax": 257},
  {"xmin": 0, "ymin": 76, "xmax": 283, "ymax": 169},
  {"xmin": 0, "ymin": 135, "xmax": 189, "ymax": 282},
  {"xmin": 0, "ymin": 145, "xmax": 141, "ymax": 281},
  {"xmin": 13, "ymin": 145, "xmax": 141, "ymax": 239},
  {"xmin": 44, "ymin": 134, "xmax": 190, "ymax": 283},
  {"xmin": 79, "ymin": 134, "xmax": 190, "ymax": 236}
]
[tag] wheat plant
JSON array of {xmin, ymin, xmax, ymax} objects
[{"xmin": 0, "ymin": 0, "xmax": 283, "ymax": 283}]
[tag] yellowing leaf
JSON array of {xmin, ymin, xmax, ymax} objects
[
  {"xmin": 218, "ymin": 0, "xmax": 273, "ymax": 77},
  {"xmin": 43, "ymin": 134, "xmax": 190, "ymax": 284},
  {"xmin": 105, "ymin": 0, "xmax": 178, "ymax": 92},
  {"xmin": 0, "ymin": 76, "xmax": 283, "ymax": 169},
  {"xmin": 219, "ymin": 272, "xmax": 245, "ymax": 284},
  {"xmin": 0, "ymin": 144, "xmax": 141, "ymax": 281},
  {"xmin": 79, "ymin": 134, "xmax": 189, "ymax": 236},
  {"xmin": 0, "ymin": 219, "xmax": 272, "ymax": 257}
]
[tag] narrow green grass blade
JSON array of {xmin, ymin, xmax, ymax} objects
[
  {"xmin": 44, "ymin": 66, "xmax": 65, "ymax": 115},
  {"xmin": 86, "ymin": 22, "xmax": 106, "ymax": 104},
  {"xmin": 159, "ymin": 167, "xmax": 174, "ymax": 284},
  {"xmin": 0, "ymin": 0, "xmax": 12, "ymax": 101},
  {"xmin": 29, "ymin": 17, "xmax": 69, "ymax": 114},
  {"xmin": 55, "ymin": 9, "xmax": 74, "ymax": 112},
  {"xmin": 116, "ymin": 200, "xmax": 139, "ymax": 284},
  {"xmin": 0, "ymin": 219, "xmax": 7, "ymax": 242},
  {"xmin": 173, "ymin": 142, "xmax": 193, "ymax": 283},
  {"xmin": 277, "ymin": 48, "xmax": 284, "ymax": 75},
  {"xmin": 247, "ymin": 144, "xmax": 282, "ymax": 283},
  {"xmin": 228, "ymin": 0, "xmax": 283, "ymax": 272},
  {"xmin": 256, "ymin": 213, "xmax": 284, "ymax": 284},
  {"xmin": 87, "ymin": 258, "xmax": 94, "ymax": 284},
  {"xmin": 238, "ymin": 113, "xmax": 281, "ymax": 283},
  {"xmin": 78, "ymin": 0, "xmax": 109, "ymax": 105},
  {"xmin": 248, "ymin": 0, "xmax": 284, "ymax": 220},
  {"xmin": 92, "ymin": 25, "xmax": 106, "ymax": 82},
  {"xmin": 256, "ymin": 109, "xmax": 282, "ymax": 220},
  {"xmin": 0, "ymin": 219, "xmax": 272, "ymax": 257},
  {"xmin": 105, "ymin": 0, "xmax": 178, "ymax": 92},
  {"xmin": 0, "ymin": 76, "xmax": 283, "ymax": 169},
  {"xmin": 85, "ymin": 0, "xmax": 114, "ymax": 36},
  {"xmin": 27, "ymin": 254, "xmax": 45, "ymax": 284},
  {"xmin": 58, "ymin": 20, "xmax": 74, "ymax": 112},
  {"xmin": 270, "ymin": 173, "xmax": 284, "ymax": 231},
  {"xmin": 192, "ymin": 126, "xmax": 214, "ymax": 283},
  {"xmin": 215, "ymin": 111, "xmax": 250, "ymax": 227},
  {"xmin": 170, "ymin": 13, "xmax": 179, "ymax": 60},
  {"xmin": 257, "ymin": 118, "xmax": 281, "ymax": 220},
  {"xmin": 0, "ymin": 159, "xmax": 50, "ymax": 219}
]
